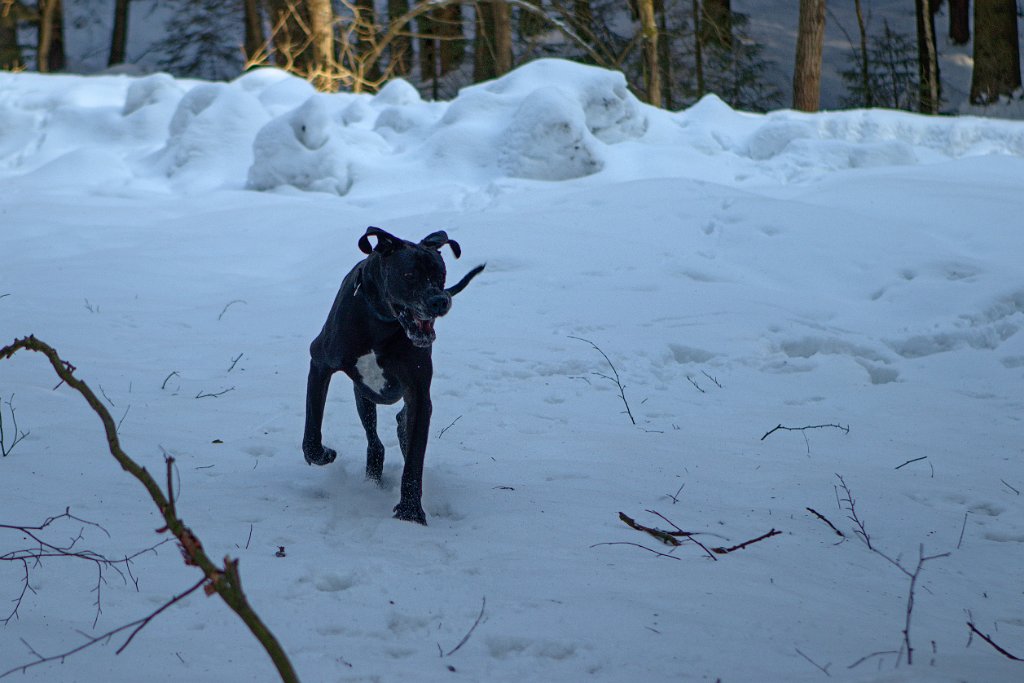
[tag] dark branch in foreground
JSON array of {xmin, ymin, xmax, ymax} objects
[{"xmin": 0, "ymin": 336, "xmax": 298, "ymax": 683}]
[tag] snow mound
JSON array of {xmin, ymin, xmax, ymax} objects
[
  {"xmin": 122, "ymin": 73, "xmax": 183, "ymax": 116},
  {"xmin": 483, "ymin": 58, "xmax": 648, "ymax": 143},
  {"xmin": 247, "ymin": 94, "xmax": 361, "ymax": 195},
  {"xmin": 500, "ymin": 86, "xmax": 604, "ymax": 181},
  {"xmin": 156, "ymin": 83, "xmax": 269, "ymax": 189}
]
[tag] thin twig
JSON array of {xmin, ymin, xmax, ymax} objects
[
  {"xmin": 590, "ymin": 541, "xmax": 681, "ymax": 560},
  {"xmin": 160, "ymin": 371, "xmax": 179, "ymax": 390},
  {"xmin": 895, "ymin": 456, "xmax": 927, "ymax": 470},
  {"xmin": 806, "ymin": 507, "xmax": 845, "ymax": 538},
  {"xmin": 761, "ymin": 423, "xmax": 850, "ymax": 441},
  {"xmin": 711, "ymin": 529, "xmax": 781, "ymax": 554},
  {"xmin": 967, "ymin": 621, "xmax": 1024, "ymax": 661},
  {"xmin": 666, "ymin": 482, "xmax": 685, "ymax": 504},
  {"xmin": 835, "ymin": 473, "xmax": 872, "ymax": 550},
  {"xmin": 686, "ymin": 375, "xmax": 705, "ymax": 393},
  {"xmin": 701, "ymin": 370, "xmax": 722, "ymax": 388},
  {"xmin": 217, "ymin": 299, "xmax": 247, "ymax": 321},
  {"xmin": 1000, "ymin": 479, "xmax": 1020, "ymax": 496},
  {"xmin": 228, "ymin": 353, "xmax": 244, "ymax": 373},
  {"xmin": 957, "ymin": 511, "xmax": 969, "ymax": 550},
  {"xmin": 99, "ymin": 385, "xmax": 116, "ymax": 407},
  {"xmin": 569, "ymin": 336, "xmax": 635, "ymax": 425},
  {"xmin": 195, "ymin": 387, "xmax": 235, "ymax": 399},
  {"xmin": 437, "ymin": 415, "xmax": 462, "ymax": 439},
  {"xmin": 444, "ymin": 597, "xmax": 486, "ymax": 657},
  {"xmin": 847, "ymin": 650, "xmax": 899, "ymax": 669},
  {"xmin": 116, "ymin": 405, "xmax": 130, "ymax": 434},
  {"xmin": 795, "ymin": 647, "xmax": 831, "ymax": 676},
  {"xmin": 1, "ymin": 394, "xmax": 30, "ymax": 457}
]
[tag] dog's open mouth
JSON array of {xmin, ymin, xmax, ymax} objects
[{"xmin": 396, "ymin": 308, "xmax": 436, "ymax": 347}]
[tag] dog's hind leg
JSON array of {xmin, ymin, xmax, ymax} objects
[
  {"xmin": 355, "ymin": 387, "xmax": 385, "ymax": 481},
  {"xmin": 303, "ymin": 360, "xmax": 338, "ymax": 466}
]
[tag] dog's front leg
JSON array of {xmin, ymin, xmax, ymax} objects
[
  {"xmin": 302, "ymin": 359, "xmax": 338, "ymax": 466},
  {"xmin": 393, "ymin": 388, "xmax": 431, "ymax": 525}
]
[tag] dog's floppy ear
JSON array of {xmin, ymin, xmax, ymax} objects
[
  {"xmin": 420, "ymin": 230, "xmax": 461, "ymax": 259},
  {"xmin": 359, "ymin": 226, "xmax": 402, "ymax": 255}
]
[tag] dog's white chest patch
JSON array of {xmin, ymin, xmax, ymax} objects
[{"xmin": 355, "ymin": 353, "xmax": 388, "ymax": 394}]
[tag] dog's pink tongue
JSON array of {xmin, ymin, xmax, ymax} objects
[{"xmin": 420, "ymin": 319, "xmax": 435, "ymax": 334}]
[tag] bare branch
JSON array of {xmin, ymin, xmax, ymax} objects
[
  {"xmin": 711, "ymin": 529, "xmax": 782, "ymax": 554},
  {"xmin": 217, "ymin": 299, "xmax": 247, "ymax": 321},
  {"xmin": 0, "ymin": 394, "xmax": 30, "ymax": 457},
  {"xmin": 569, "ymin": 336, "xmax": 635, "ymax": 425},
  {"xmin": 0, "ymin": 336, "xmax": 299, "ymax": 683},
  {"xmin": 195, "ymin": 387, "xmax": 235, "ymax": 399},
  {"xmin": 967, "ymin": 621, "xmax": 1024, "ymax": 662},
  {"xmin": 806, "ymin": 507, "xmax": 845, "ymax": 538},
  {"xmin": 795, "ymin": 647, "xmax": 831, "ymax": 676},
  {"xmin": 894, "ymin": 456, "xmax": 927, "ymax": 470},
  {"xmin": 761, "ymin": 422, "xmax": 850, "ymax": 441},
  {"xmin": 1, "ymin": 578, "xmax": 207, "ymax": 678},
  {"xmin": 444, "ymin": 597, "xmax": 486, "ymax": 657}
]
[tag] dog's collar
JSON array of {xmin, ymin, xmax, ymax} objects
[{"xmin": 355, "ymin": 264, "xmax": 398, "ymax": 323}]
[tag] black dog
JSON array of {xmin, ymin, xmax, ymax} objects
[{"xmin": 302, "ymin": 226, "xmax": 484, "ymax": 524}]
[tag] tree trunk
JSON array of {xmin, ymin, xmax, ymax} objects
[
  {"xmin": 242, "ymin": 0, "xmax": 265, "ymax": 65},
  {"xmin": 438, "ymin": 4, "xmax": 465, "ymax": 76},
  {"xmin": 792, "ymin": 0, "xmax": 826, "ymax": 112},
  {"xmin": 970, "ymin": 0, "xmax": 1022, "ymax": 104},
  {"xmin": 387, "ymin": 0, "xmax": 411, "ymax": 76},
  {"xmin": 691, "ymin": 0, "xmax": 704, "ymax": 99},
  {"xmin": 108, "ymin": 0, "xmax": 130, "ymax": 66},
  {"xmin": 657, "ymin": 1, "xmax": 672, "ymax": 109},
  {"xmin": 474, "ymin": 3, "xmax": 510, "ymax": 82},
  {"xmin": 636, "ymin": 0, "xmax": 661, "ymax": 105},
  {"xmin": 308, "ymin": 0, "xmax": 336, "ymax": 90},
  {"xmin": 948, "ymin": 0, "xmax": 969, "ymax": 45},
  {"xmin": 700, "ymin": 0, "xmax": 731, "ymax": 49},
  {"xmin": 854, "ymin": 0, "xmax": 872, "ymax": 107},
  {"xmin": 37, "ymin": 0, "xmax": 65, "ymax": 73},
  {"xmin": 915, "ymin": 0, "xmax": 940, "ymax": 114},
  {"xmin": 1, "ymin": 1, "xmax": 23, "ymax": 70},
  {"xmin": 421, "ymin": 4, "xmax": 464, "ymax": 89}
]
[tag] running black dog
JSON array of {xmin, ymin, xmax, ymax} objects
[{"xmin": 302, "ymin": 226, "xmax": 484, "ymax": 524}]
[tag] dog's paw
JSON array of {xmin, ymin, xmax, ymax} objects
[
  {"xmin": 393, "ymin": 502, "xmax": 427, "ymax": 526},
  {"xmin": 303, "ymin": 444, "xmax": 337, "ymax": 466}
]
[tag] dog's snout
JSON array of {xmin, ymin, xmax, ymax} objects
[{"xmin": 426, "ymin": 293, "xmax": 451, "ymax": 317}]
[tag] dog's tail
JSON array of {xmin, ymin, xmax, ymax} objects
[{"xmin": 446, "ymin": 264, "xmax": 485, "ymax": 297}]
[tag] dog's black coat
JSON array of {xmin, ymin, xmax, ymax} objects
[{"xmin": 302, "ymin": 226, "xmax": 483, "ymax": 524}]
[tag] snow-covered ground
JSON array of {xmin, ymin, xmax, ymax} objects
[{"xmin": 1, "ymin": 61, "xmax": 1023, "ymax": 682}]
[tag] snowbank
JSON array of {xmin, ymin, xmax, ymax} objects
[{"xmin": 5, "ymin": 60, "xmax": 1023, "ymax": 197}]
